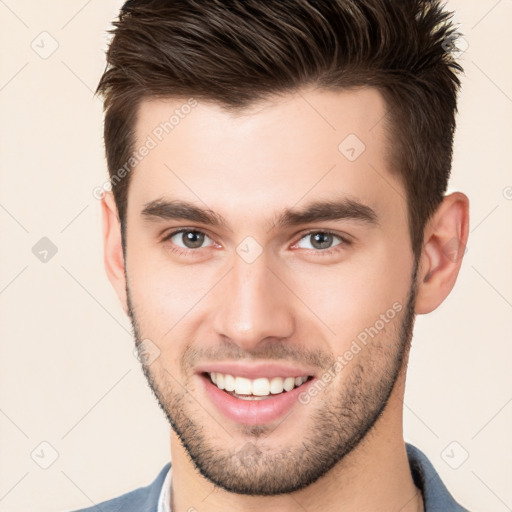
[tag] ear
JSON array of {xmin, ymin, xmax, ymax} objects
[
  {"xmin": 101, "ymin": 191, "xmax": 129, "ymax": 316},
  {"xmin": 415, "ymin": 192, "xmax": 470, "ymax": 314}
]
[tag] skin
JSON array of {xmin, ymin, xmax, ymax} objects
[{"xmin": 101, "ymin": 86, "xmax": 469, "ymax": 512}]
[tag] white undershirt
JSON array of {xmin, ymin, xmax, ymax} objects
[{"xmin": 157, "ymin": 466, "xmax": 172, "ymax": 512}]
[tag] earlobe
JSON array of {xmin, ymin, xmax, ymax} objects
[
  {"xmin": 414, "ymin": 192, "xmax": 470, "ymax": 314},
  {"xmin": 101, "ymin": 191, "xmax": 129, "ymax": 315}
]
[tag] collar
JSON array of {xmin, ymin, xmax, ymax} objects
[{"xmin": 157, "ymin": 462, "xmax": 172, "ymax": 512}]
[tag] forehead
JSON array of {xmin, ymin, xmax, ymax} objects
[{"xmin": 128, "ymin": 87, "xmax": 405, "ymax": 228}]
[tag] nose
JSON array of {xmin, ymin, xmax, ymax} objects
[{"xmin": 211, "ymin": 253, "xmax": 295, "ymax": 351}]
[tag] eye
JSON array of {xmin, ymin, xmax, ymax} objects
[
  {"xmin": 294, "ymin": 230, "xmax": 350, "ymax": 253},
  {"xmin": 164, "ymin": 229, "xmax": 216, "ymax": 253},
  {"xmin": 162, "ymin": 228, "xmax": 351, "ymax": 257}
]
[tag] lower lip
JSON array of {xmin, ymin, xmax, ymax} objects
[{"xmin": 199, "ymin": 373, "xmax": 316, "ymax": 426}]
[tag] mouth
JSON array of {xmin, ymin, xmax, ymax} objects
[
  {"xmin": 202, "ymin": 371, "xmax": 314, "ymax": 399},
  {"xmin": 198, "ymin": 371, "xmax": 317, "ymax": 425}
]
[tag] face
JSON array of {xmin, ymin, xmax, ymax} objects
[{"xmin": 123, "ymin": 87, "xmax": 419, "ymax": 495}]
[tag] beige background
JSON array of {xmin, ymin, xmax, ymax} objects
[{"xmin": 0, "ymin": 1, "xmax": 511, "ymax": 511}]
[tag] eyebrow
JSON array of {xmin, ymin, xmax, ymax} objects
[{"xmin": 141, "ymin": 197, "xmax": 379, "ymax": 231}]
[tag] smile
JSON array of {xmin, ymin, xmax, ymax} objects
[
  {"xmin": 199, "ymin": 371, "xmax": 317, "ymax": 425},
  {"xmin": 207, "ymin": 372, "xmax": 312, "ymax": 399}
]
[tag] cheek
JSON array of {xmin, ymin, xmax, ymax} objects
[
  {"xmin": 127, "ymin": 242, "xmax": 229, "ymax": 349},
  {"xmin": 129, "ymin": 268, "xmax": 198, "ymax": 330},
  {"xmin": 127, "ymin": 264, "xmax": 195, "ymax": 373},
  {"xmin": 286, "ymin": 243, "xmax": 412, "ymax": 344}
]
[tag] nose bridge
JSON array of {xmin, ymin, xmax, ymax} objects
[{"xmin": 212, "ymin": 252, "xmax": 294, "ymax": 348}]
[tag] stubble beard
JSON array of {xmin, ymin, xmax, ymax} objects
[{"xmin": 127, "ymin": 258, "xmax": 419, "ymax": 495}]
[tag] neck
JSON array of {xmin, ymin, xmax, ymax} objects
[{"xmin": 168, "ymin": 375, "xmax": 422, "ymax": 512}]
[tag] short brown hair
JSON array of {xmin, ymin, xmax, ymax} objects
[{"xmin": 96, "ymin": 0, "xmax": 463, "ymax": 259}]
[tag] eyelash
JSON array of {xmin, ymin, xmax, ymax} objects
[{"xmin": 162, "ymin": 228, "xmax": 352, "ymax": 257}]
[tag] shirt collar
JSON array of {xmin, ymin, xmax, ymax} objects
[{"xmin": 157, "ymin": 463, "xmax": 172, "ymax": 512}]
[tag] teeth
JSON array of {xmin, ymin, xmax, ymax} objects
[
  {"xmin": 208, "ymin": 373, "xmax": 309, "ymax": 396},
  {"xmin": 252, "ymin": 377, "xmax": 270, "ymax": 396},
  {"xmin": 283, "ymin": 377, "xmax": 295, "ymax": 391},
  {"xmin": 234, "ymin": 377, "xmax": 252, "ymax": 395},
  {"xmin": 224, "ymin": 374, "xmax": 236, "ymax": 391},
  {"xmin": 269, "ymin": 377, "xmax": 285, "ymax": 394}
]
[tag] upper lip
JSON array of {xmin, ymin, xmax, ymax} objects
[{"xmin": 195, "ymin": 361, "xmax": 317, "ymax": 380}]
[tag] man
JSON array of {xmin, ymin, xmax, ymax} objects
[{"xmin": 76, "ymin": 0, "xmax": 470, "ymax": 510}]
